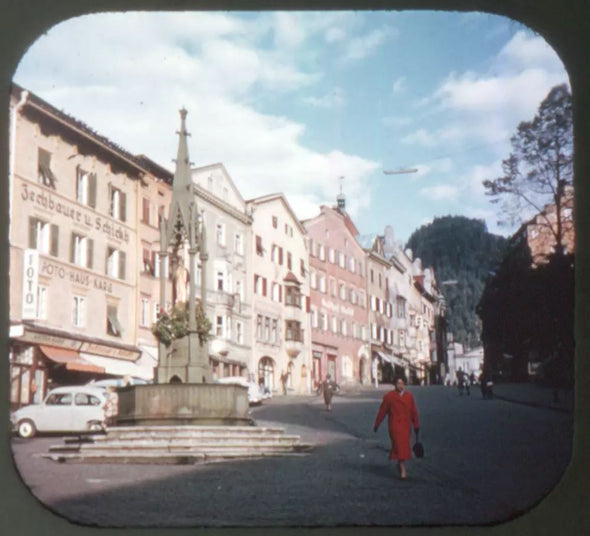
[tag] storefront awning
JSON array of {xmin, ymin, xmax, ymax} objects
[
  {"xmin": 374, "ymin": 351, "xmax": 406, "ymax": 368},
  {"xmin": 40, "ymin": 345, "xmax": 105, "ymax": 374},
  {"xmin": 80, "ymin": 353, "xmax": 153, "ymax": 380}
]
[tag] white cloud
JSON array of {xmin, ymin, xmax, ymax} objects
[
  {"xmin": 401, "ymin": 128, "xmax": 437, "ymax": 147},
  {"xmin": 497, "ymin": 30, "xmax": 565, "ymax": 74},
  {"xmin": 15, "ymin": 12, "xmax": 379, "ymax": 222},
  {"xmin": 325, "ymin": 27, "xmax": 346, "ymax": 43},
  {"xmin": 419, "ymin": 184, "xmax": 460, "ymax": 201},
  {"xmin": 344, "ymin": 27, "xmax": 396, "ymax": 61},
  {"xmin": 417, "ymin": 30, "xmax": 568, "ymax": 151},
  {"xmin": 382, "ymin": 116, "xmax": 414, "ymax": 128},
  {"xmin": 303, "ymin": 88, "xmax": 346, "ymax": 109},
  {"xmin": 392, "ymin": 76, "xmax": 407, "ymax": 94}
]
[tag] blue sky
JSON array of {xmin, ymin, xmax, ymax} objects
[{"xmin": 13, "ymin": 11, "xmax": 568, "ymax": 244}]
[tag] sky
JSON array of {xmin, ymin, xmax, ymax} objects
[{"xmin": 13, "ymin": 10, "xmax": 569, "ymax": 244}]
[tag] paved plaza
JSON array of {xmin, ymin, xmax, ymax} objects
[{"xmin": 8, "ymin": 385, "xmax": 574, "ymax": 528}]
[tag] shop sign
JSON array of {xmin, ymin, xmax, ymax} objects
[
  {"xmin": 39, "ymin": 259, "xmax": 113, "ymax": 293},
  {"xmin": 80, "ymin": 342, "xmax": 138, "ymax": 361},
  {"xmin": 17, "ymin": 330, "xmax": 81, "ymax": 350},
  {"xmin": 320, "ymin": 298, "xmax": 354, "ymax": 317},
  {"xmin": 22, "ymin": 249, "xmax": 39, "ymax": 320},
  {"xmin": 21, "ymin": 182, "xmax": 130, "ymax": 243}
]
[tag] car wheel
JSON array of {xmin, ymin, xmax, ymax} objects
[
  {"xmin": 17, "ymin": 419, "xmax": 36, "ymax": 439},
  {"xmin": 87, "ymin": 421, "xmax": 104, "ymax": 433}
]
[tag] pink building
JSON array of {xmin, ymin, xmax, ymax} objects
[{"xmin": 303, "ymin": 197, "xmax": 370, "ymax": 387}]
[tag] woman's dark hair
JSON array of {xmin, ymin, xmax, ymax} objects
[{"xmin": 393, "ymin": 375, "xmax": 407, "ymax": 385}]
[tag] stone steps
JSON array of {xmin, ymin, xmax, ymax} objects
[
  {"xmin": 45, "ymin": 424, "xmax": 314, "ymax": 465},
  {"xmin": 45, "ymin": 450, "xmax": 310, "ymax": 465}
]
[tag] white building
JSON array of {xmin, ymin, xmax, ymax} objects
[
  {"xmin": 190, "ymin": 163, "xmax": 253, "ymax": 379},
  {"xmin": 247, "ymin": 193, "xmax": 312, "ymax": 394}
]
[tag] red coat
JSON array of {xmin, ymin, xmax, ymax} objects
[{"xmin": 374, "ymin": 390, "xmax": 420, "ymax": 460}]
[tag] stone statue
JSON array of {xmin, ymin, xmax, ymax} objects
[{"xmin": 173, "ymin": 256, "xmax": 189, "ymax": 305}]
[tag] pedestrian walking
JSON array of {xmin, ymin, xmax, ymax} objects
[
  {"xmin": 457, "ymin": 368, "xmax": 465, "ymax": 396},
  {"xmin": 321, "ymin": 374, "xmax": 338, "ymax": 411},
  {"xmin": 373, "ymin": 376, "xmax": 420, "ymax": 480},
  {"xmin": 103, "ymin": 386, "xmax": 119, "ymax": 428}
]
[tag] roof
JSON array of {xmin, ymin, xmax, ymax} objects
[
  {"xmin": 246, "ymin": 192, "xmax": 307, "ymax": 236},
  {"xmin": 283, "ymin": 271, "xmax": 300, "ymax": 284},
  {"xmin": 12, "ymin": 83, "xmax": 172, "ymax": 182}
]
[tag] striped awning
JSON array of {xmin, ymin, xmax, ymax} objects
[{"xmin": 40, "ymin": 345, "xmax": 104, "ymax": 374}]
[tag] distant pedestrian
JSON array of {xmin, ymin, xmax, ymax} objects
[
  {"xmin": 103, "ymin": 386, "xmax": 119, "ymax": 427},
  {"xmin": 373, "ymin": 376, "xmax": 420, "ymax": 480},
  {"xmin": 457, "ymin": 369, "xmax": 465, "ymax": 396},
  {"xmin": 321, "ymin": 374, "xmax": 338, "ymax": 411},
  {"xmin": 280, "ymin": 371, "xmax": 288, "ymax": 395}
]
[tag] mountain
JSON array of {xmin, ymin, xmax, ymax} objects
[{"xmin": 406, "ymin": 216, "xmax": 507, "ymax": 349}]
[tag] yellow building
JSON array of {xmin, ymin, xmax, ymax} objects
[{"xmin": 9, "ymin": 85, "xmax": 168, "ymax": 408}]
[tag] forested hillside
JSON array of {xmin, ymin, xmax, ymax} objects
[{"xmin": 406, "ymin": 216, "xmax": 507, "ymax": 349}]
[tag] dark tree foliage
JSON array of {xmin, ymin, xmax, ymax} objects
[
  {"xmin": 406, "ymin": 216, "xmax": 507, "ymax": 349},
  {"xmin": 483, "ymin": 84, "xmax": 573, "ymax": 256},
  {"xmin": 478, "ymin": 240, "xmax": 574, "ymax": 385}
]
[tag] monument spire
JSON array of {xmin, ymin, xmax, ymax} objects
[{"xmin": 167, "ymin": 108, "xmax": 194, "ymax": 247}]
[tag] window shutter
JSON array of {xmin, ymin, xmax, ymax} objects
[
  {"xmin": 279, "ymin": 285, "xmax": 283, "ymax": 303},
  {"xmin": 108, "ymin": 184, "xmax": 113, "ymax": 216},
  {"xmin": 120, "ymin": 191, "xmax": 127, "ymax": 222},
  {"xmin": 28, "ymin": 218, "xmax": 37, "ymax": 249},
  {"xmin": 50, "ymin": 224, "xmax": 59, "ymax": 257},
  {"xmin": 88, "ymin": 172, "xmax": 97, "ymax": 208},
  {"xmin": 87, "ymin": 238, "xmax": 94, "ymax": 269},
  {"xmin": 262, "ymin": 278, "xmax": 267, "ymax": 297},
  {"xmin": 119, "ymin": 251, "xmax": 126, "ymax": 280},
  {"xmin": 75, "ymin": 165, "xmax": 81, "ymax": 200},
  {"xmin": 306, "ymin": 296, "xmax": 310, "ymax": 313},
  {"xmin": 70, "ymin": 233, "xmax": 76, "ymax": 263},
  {"xmin": 279, "ymin": 247, "xmax": 283, "ymax": 265}
]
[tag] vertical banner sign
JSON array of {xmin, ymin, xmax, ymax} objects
[{"xmin": 22, "ymin": 249, "xmax": 39, "ymax": 319}]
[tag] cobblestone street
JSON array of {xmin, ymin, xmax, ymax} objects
[{"xmin": 8, "ymin": 385, "xmax": 573, "ymax": 528}]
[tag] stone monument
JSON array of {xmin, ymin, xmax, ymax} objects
[
  {"xmin": 116, "ymin": 110, "xmax": 250, "ymax": 426},
  {"xmin": 155, "ymin": 107, "xmax": 212, "ymax": 385}
]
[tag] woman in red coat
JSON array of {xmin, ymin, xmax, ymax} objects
[{"xmin": 373, "ymin": 376, "xmax": 420, "ymax": 479}]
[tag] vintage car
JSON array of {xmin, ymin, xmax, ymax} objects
[
  {"xmin": 10, "ymin": 386, "xmax": 108, "ymax": 438},
  {"xmin": 86, "ymin": 378, "xmax": 150, "ymax": 389},
  {"xmin": 215, "ymin": 376, "xmax": 264, "ymax": 405}
]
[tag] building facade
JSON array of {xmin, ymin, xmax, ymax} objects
[
  {"xmin": 190, "ymin": 163, "xmax": 252, "ymax": 379},
  {"xmin": 304, "ymin": 198, "xmax": 370, "ymax": 387},
  {"xmin": 247, "ymin": 193, "xmax": 312, "ymax": 394},
  {"xmin": 9, "ymin": 85, "xmax": 161, "ymax": 408}
]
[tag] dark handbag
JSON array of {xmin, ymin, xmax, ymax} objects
[{"xmin": 412, "ymin": 441, "xmax": 424, "ymax": 458}]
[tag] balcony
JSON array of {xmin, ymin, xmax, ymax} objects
[{"xmin": 285, "ymin": 329, "xmax": 304, "ymax": 358}]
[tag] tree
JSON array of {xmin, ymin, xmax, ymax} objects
[{"xmin": 483, "ymin": 84, "xmax": 573, "ymax": 256}]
